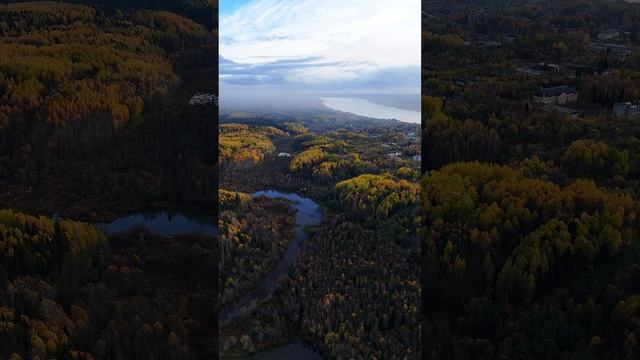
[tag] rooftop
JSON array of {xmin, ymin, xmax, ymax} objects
[
  {"xmin": 615, "ymin": 101, "xmax": 640, "ymax": 108},
  {"xmin": 534, "ymin": 86, "xmax": 577, "ymax": 97}
]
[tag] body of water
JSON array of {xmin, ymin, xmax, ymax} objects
[
  {"xmin": 101, "ymin": 192, "xmax": 323, "ymax": 359},
  {"xmin": 320, "ymin": 96, "xmax": 421, "ymax": 124},
  {"xmin": 219, "ymin": 190, "xmax": 322, "ymax": 322},
  {"xmin": 100, "ymin": 211, "xmax": 218, "ymax": 237},
  {"xmin": 220, "ymin": 191, "xmax": 323, "ymax": 359}
]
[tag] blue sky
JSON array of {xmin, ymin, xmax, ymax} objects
[
  {"xmin": 219, "ymin": 0, "xmax": 252, "ymax": 16},
  {"xmin": 219, "ymin": 0, "xmax": 420, "ymax": 96}
]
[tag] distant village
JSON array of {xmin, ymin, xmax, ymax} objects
[
  {"xmin": 273, "ymin": 127, "xmax": 421, "ymax": 166},
  {"xmin": 385, "ymin": 131, "xmax": 421, "ymax": 162},
  {"xmin": 442, "ymin": 20, "xmax": 640, "ymax": 121}
]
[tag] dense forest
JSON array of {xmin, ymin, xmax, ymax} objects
[
  {"xmin": 422, "ymin": 162, "xmax": 639, "ymax": 358},
  {"xmin": 423, "ymin": 0, "xmax": 640, "ymax": 358},
  {"xmin": 218, "ymin": 116, "xmax": 421, "ymax": 358},
  {"xmin": 0, "ymin": 1, "xmax": 218, "ymax": 359},
  {"xmin": 0, "ymin": 1, "xmax": 217, "ymax": 218},
  {"xmin": 219, "ymin": 190, "xmax": 294, "ymax": 307},
  {"xmin": 219, "ymin": 124, "xmax": 278, "ymax": 171},
  {"xmin": 0, "ymin": 211, "xmax": 216, "ymax": 359},
  {"xmin": 1, "ymin": 0, "xmax": 217, "ymax": 29}
]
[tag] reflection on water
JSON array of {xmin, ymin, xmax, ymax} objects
[
  {"xmin": 219, "ymin": 190, "xmax": 322, "ymax": 322},
  {"xmin": 321, "ymin": 96, "xmax": 421, "ymax": 124},
  {"xmin": 100, "ymin": 211, "xmax": 217, "ymax": 237},
  {"xmin": 220, "ymin": 190, "xmax": 324, "ymax": 359}
]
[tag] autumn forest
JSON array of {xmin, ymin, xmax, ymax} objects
[
  {"xmin": 423, "ymin": 0, "xmax": 640, "ymax": 358},
  {"xmin": 0, "ymin": 1, "xmax": 218, "ymax": 359},
  {"xmin": 1, "ymin": 0, "xmax": 640, "ymax": 359}
]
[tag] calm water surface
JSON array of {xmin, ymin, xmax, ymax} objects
[
  {"xmin": 321, "ymin": 96, "xmax": 421, "ymax": 124},
  {"xmin": 219, "ymin": 190, "xmax": 322, "ymax": 322},
  {"xmin": 100, "ymin": 211, "xmax": 217, "ymax": 236},
  {"xmin": 101, "ymin": 193, "xmax": 323, "ymax": 359},
  {"xmin": 221, "ymin": 190, "xmax": 323, "ymax": 359}
]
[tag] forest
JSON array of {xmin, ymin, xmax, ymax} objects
[
  {"xmin": 218, "ymin": 115, "xmax": 421, "ymax": 359},
  {"xmin": 0, "ymin": 1, "xmax": 217, "ymax": 219},
  {"xmin": 219, "ymin": 190, "xmax": 294, "ymax": 307},
  {"xmin": 219, "ymin": 124, "xmax": 277, "ymax": 171},
  {"xmin": 0, "ymin": 1, "xmax": 218, "ymax": 359},
  {"xmin": 423, "ymin": 0, "xmax": 640, "ymax": 358},
  {"xmin": 0, "ymin": 0, "xmax": 217, "ymax": 29},
  {"xmin": 0, "ymin": 211, "xmax": 216, "ymax": 359}
]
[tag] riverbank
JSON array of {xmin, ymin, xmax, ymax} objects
[
  {"xmin": 219, "ymin": 190, "xmax": 325, "ymax": 359},
  {"xmin": 219, "ymin": 190, "xmax": 322, "ymax": 323}
]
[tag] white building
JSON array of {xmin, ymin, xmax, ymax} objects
[
  {"xmin": 388, "ymin": 151, "xmax": 402, "ymax": 158},
  {"xmin": 538, "ymin": 62, "xmax": 562, "ymax": 73},
  {"xmin": 278, "ymin": 152, "xmax": 291, "ymax": 157},
  {"xmin": 613, "ymin": 102, "xmax": 640, "ymax": 120},
  {"xmin": 532, "ymin": 86, "xmax": 578, "ymax": 105},
  {"xmin": 597, "ymin": 30, "xmax": 619, "ymax": 41},
  {"xmin": 189, "ymin": 93, "xmax": 217, "ymax": 106},
  {"xmin": 412, "ymin": 155, "xmax": 422, "ymax": 162}
]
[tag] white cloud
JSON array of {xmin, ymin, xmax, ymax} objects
[{"xmin": 220, "ymin": 0, "xmax": 420, "ymax": 87}]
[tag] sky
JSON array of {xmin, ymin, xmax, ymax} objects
[
  {"xmin": 219, "ymin": 0, "xmax": 421, "ymax": 109},
  {"xmin": 219, "ymin": 0, "xmax": 253, "ymax": 16}
]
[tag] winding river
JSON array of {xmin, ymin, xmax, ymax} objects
[
  {"xmin": 221, "ymin": 190, "xmax": 323, "ymax": 360},
  {"xmin": 219, "ymin": 190, "xmax": 322, "ymax": 321},
  {"xmin": 97, "ymin": 190, "xmax": 323, "ymax": 359}
]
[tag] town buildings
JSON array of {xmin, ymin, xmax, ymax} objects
[
  {"xmin": 532, "ymin": 86, "xmax": 578, "ymax": 105},
  {"xmin": 613, "ymin": 101, "xmax": 640, "ymax": 120}
]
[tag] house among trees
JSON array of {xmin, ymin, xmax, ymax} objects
[
  {"xmin": 596, "ymin": 29, "xmax": 620, "ymax": 41},
  {"xmin": 538, "ymin": 62, "xmax": 562, "ymax": 73},
  {"xmin": 189, "ymin": 93, "xmax": 217, "ymax": 106},
  {"xmin": 455, "ymin": 77, "xmax": 477, "ymax": 87},
  {"xmin": 613, "ymin": 101, "xmax": 640, "ymax": 120},
  {"xmin": 589, "ymin": 43, "xmax": 634, "ymax": 62},
  {"xmin": 532, "ymin": 86, "xmax": 578, "ymax": 105},
  {"xmin": 412, "ymin": 154, "xmax": 422, "ymax": 162},
  {"xmin": 278, "ymin": 152, "xmax": 292, "ymax": 157}
]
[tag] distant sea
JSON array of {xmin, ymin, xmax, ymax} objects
[{"xmin": 320, "ymin": 97, "xmax": 421, "ymax": 124}]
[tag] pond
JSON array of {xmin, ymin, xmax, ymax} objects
[
  {"xmin": 101, "ymin": 191, "xmax": 324, "ymax": 359},
  {"xmin": 99, "ymin": 211, "xmax": 218, "ymax": 237}
]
